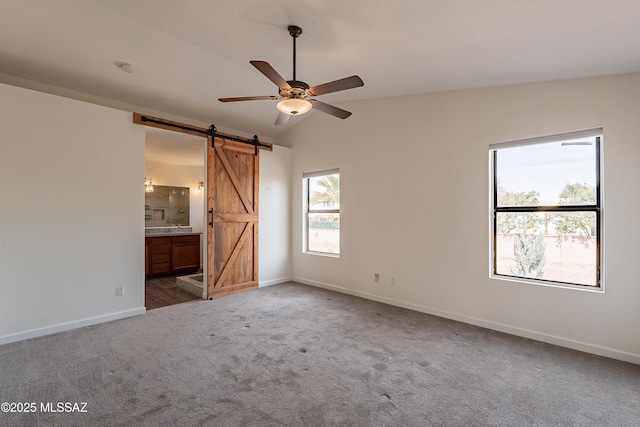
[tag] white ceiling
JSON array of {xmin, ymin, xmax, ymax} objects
[{"xmin": 2, "ymin": 0, "xmax": 640, "ymax": 141}]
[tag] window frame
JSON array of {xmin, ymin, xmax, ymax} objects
[
  {"xmin": 489, "ymin": 129, "xmax": 603, "ymax": 290},
  {"xmin": 303, "ymin": 169, "xmax": 340, "ymax": 257}
]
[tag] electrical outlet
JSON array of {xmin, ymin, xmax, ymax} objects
[
  {"xmin": 116, "ymin": 286, "xmax": 124, "ymax": 296},
  {"xmin": 391, "ymin": 277, "xmax": 396, "ymax": 286},
  {"xmin": 374, "ymin": 273, "xmax": 380, "ymax": 282}
]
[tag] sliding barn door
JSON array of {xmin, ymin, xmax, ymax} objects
[{"xmin": 207, "ymin": 136, "xmax": 259, "ymax": 298}]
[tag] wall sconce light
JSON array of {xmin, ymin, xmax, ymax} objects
[
  {"xmin": 196, "ymin": 182, "xmax": 204, "ymax": 194},
  {"xmin": 145, "ymin": 177, "xmax": 154, "ymax": 193}
]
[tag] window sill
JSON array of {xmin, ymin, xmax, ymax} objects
[
  {"xmin": 303, "ymin": 250, "xmax": 340, "ymax": 259},
  {"xmin": 490, "ymin": 273, "xmax": 604, "ymax": 293}
]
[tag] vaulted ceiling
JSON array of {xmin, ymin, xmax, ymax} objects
[{"xmin": 1, "ymin": 1, "xmax": 639, "ymax": 140}]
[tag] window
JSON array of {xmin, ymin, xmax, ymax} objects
[
  {"xmin": 490, "ymin": 129, "xmax": 602, "ymax": 289},
  {"xmin": 303, "ymin": 169, "xmax": 340, "ymax": 256}
]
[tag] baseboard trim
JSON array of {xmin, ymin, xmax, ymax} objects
[
  {"xmin": 294, "ymin": 277, "xmax": 640, "ymax": 366},
  {"xmin": 259, "ymin": 277, "xmax": 292, "ymax": 288},
  {"xmin": 0, "ymin": 307, "xmax": 147, "ymax": 346}
]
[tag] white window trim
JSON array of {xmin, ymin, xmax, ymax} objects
[
  {"xmin": 303, "ymin": 169, "xmax": 340, "ymax": 258},
  {"xmin": 488, "ymin": 128, "xmax": 604, "ymax": 292}
]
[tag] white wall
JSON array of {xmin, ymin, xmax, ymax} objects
[
  {"xmin": 0, "ymin": 82, "xmax": 292, "ymax": 343},
  {"xmin": 278, "ymin": 73, "xmax": 640, "ymax": 364},
  {"xmin": 259, "ymin": 145, "xmax": 292, "ymax": 286},
  {"xmin": 0, "ymin": 83, "xmax": 146, "ymax": 343}
]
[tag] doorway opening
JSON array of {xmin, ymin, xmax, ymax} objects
[
  {"xmin": 135, "ymin": 112, "xmax": 272, "ymax": 306},
  {"xmin": 144, "ymin": 126, "xmax": 207, "ymax": 310}
]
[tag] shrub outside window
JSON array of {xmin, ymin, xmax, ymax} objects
[
  {"xmin": 304, "ymin": 169, "xmax": 340, "ymax": 256},
  {"xmin": 490, "ymin": 129, "xmax": 602, "ymax": 289}
]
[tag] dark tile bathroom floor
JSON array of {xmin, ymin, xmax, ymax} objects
[{"xmin": 145, "ymin": 275, "xmax": 201, "ymax": 310}]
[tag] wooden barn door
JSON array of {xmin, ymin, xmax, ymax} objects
[{"xmin": 207, "ymin": 136, "xmax": 259, "ymax": 298}]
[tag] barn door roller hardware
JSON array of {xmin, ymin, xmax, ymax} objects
[{"xmin": 208, "ymin": 125, "xmax": 265, "ymax": 155}]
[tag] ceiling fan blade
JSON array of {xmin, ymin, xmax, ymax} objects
[
  {"xmin": 309, "ymin": 99, "xmax": 352, "ymax": 119},
  {"xmin": 218, "ymin": 95, "xmax": 280, "ymax": 102},
  {"xmin": 309, "ymin": 75, "xmax": 364, "ymax": 96},
  {"xmin": 250, "ymin": 60, "xmax": 291, "ymax": 90},
  {"xmin": 274, "ymin": 112, "xmax": 290, "ymax": 125}
]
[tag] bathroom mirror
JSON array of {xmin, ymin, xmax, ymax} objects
[{"xmin": 145, "ymin": 185, "xmax": 190, "ymax": 227}]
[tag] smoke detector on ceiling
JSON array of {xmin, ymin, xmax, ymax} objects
[{"xmin": 117, "ymin": 62, "xmax": 136, "ymax": 73}]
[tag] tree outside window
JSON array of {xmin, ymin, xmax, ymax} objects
[{"xmin": 304, "ymin": 171, "xmax": 340, "ymax": 256}]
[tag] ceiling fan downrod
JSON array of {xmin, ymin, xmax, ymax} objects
[{"xmin": 288, "ymin": 25, "xmax": 302, "ymax": 82}]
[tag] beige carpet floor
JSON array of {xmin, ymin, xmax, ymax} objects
[{"xmin": 1, "ymin": 282, "xmax": 639, "ymax": 426}]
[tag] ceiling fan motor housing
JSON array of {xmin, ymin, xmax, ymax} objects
[{"xmin": 279, "ymin": 80, "xmax": 312, "ymax": 99}]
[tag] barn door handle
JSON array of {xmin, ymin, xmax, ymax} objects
[{"xmin": 208, "ymin": 208, "xmax": 215, "ymax": 227}]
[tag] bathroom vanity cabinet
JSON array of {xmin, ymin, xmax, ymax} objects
[{"xmin": 145, "ymin": 234, "xmax": 201, "ymax": 277}]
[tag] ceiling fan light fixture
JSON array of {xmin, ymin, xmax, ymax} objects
[
  {"xmin": 276, "ymin": 98, "xmax": 312, "ymax": 116},
  {"xmin": 219, "ymin": 25, "xmax": 363, "ymax": 123}
]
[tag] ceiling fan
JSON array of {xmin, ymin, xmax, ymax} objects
[{"xmin": 219, "ymin": 25, "xmax": 364, "ymax": 125}]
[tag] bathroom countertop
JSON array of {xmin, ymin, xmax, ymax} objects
[
  {"xmin": 145, "ymin": 232, "xmax": 202, "ymax": 238},
  {"xmin": 145, "ymin": 227, "xmax": 202, "ymax": 238}
]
